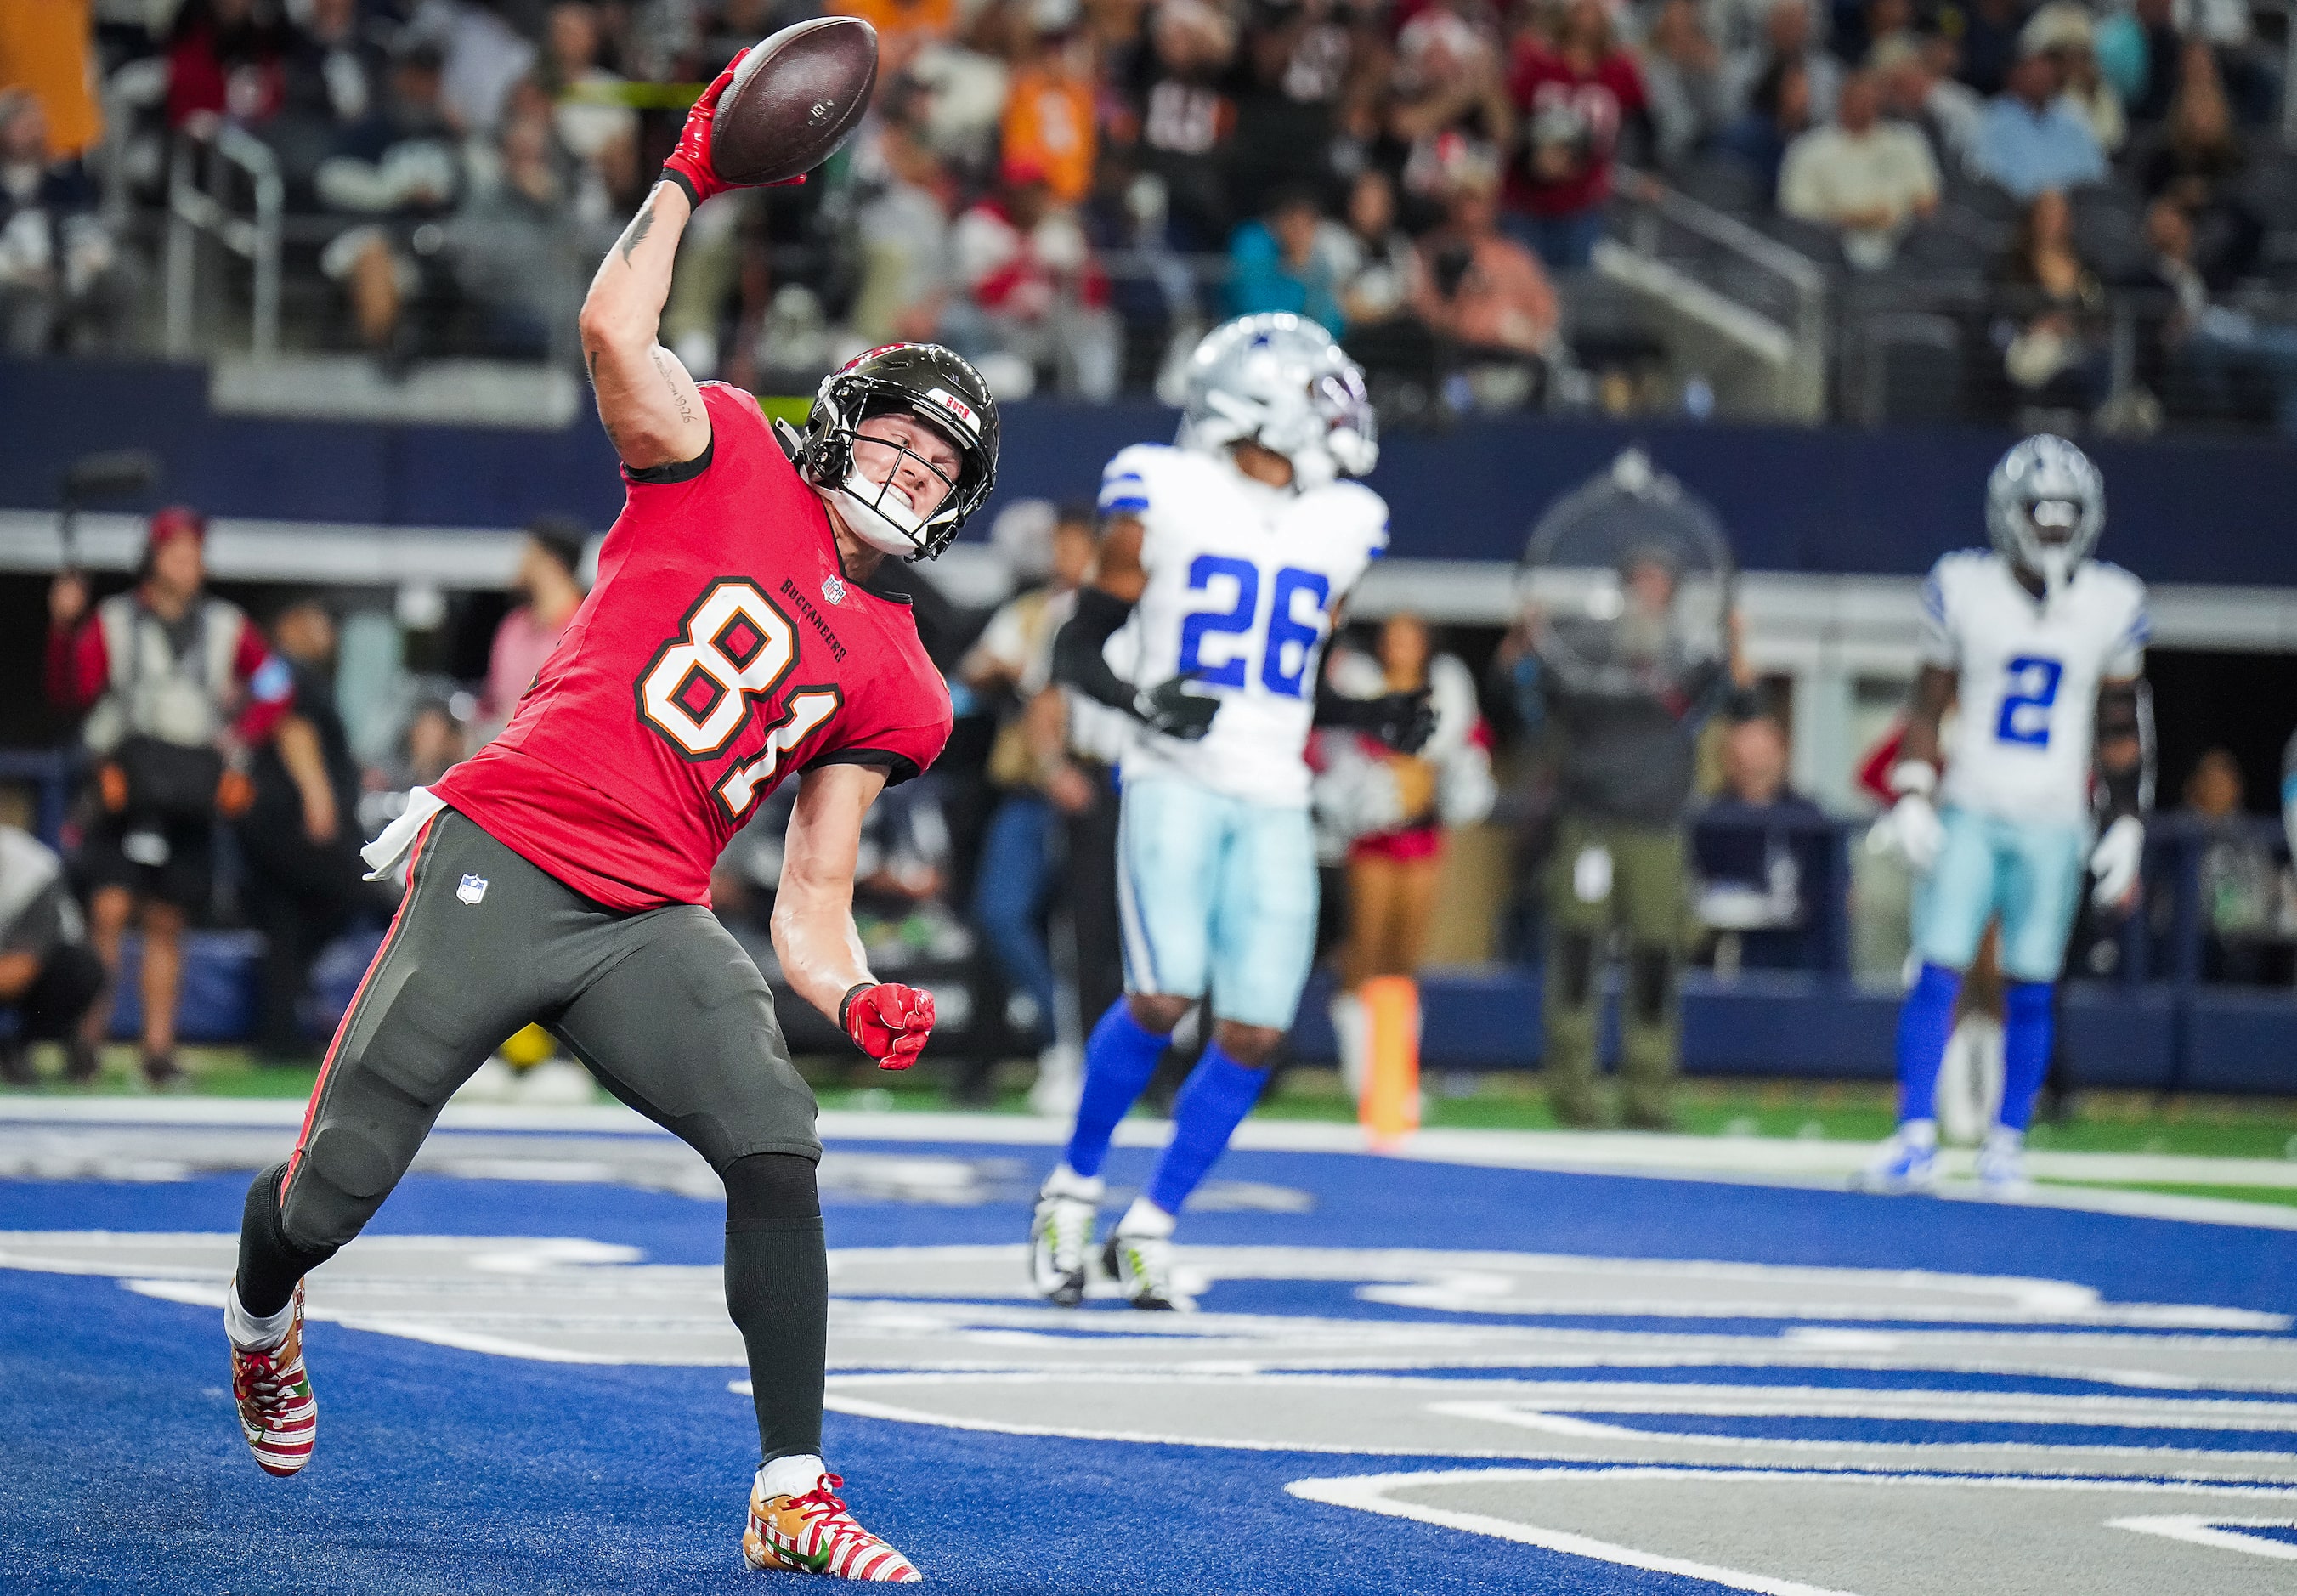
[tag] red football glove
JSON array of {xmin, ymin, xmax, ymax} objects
[
  {"xmin": 842, "ymin": 982, "xmax": 934, "ymax": 1071},
  {"xmin": 660, "ymin": 48, "xmax": 805, "ymax": 207}
]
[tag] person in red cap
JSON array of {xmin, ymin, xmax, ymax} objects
[{"xmin": 44, "ymin": 506, "xmax": 295, "ymax": 1084}]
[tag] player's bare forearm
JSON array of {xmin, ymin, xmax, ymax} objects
[
  {"xmin": 771, "ymin": 763, "xmax": 889, "ymax": 1022},
  {"xmin": 577, "ymin": 181, "xmax": 711, "ymax": 471},
  {"xmin": 1899, "ymin": 665, "xmax": 1957, "ymax": 769}
]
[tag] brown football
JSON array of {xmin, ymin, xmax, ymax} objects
[{"xmin": 709, "ymin": 16, "xmax": 880, "ymax": 188}]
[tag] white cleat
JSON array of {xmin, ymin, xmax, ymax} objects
[
  {"xmin": 1854, "ymin": 1127, "xmax": 1939, "ymax": 1194},
  {"xmin": 1028, "ymin": 1166, "xmax": 1101, "ymax": 1307},
  {"xmin": 1103, "ymin": 1227, "xmax": 1196, "ymax": 1312},
  {"xmin": 1976, "ymin": 1129, "xmax": 2034, "ymax": 1198}
]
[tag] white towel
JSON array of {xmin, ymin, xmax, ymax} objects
[{"xmin": 360, "ymin": 786, "xmax": 448, "ymax": 881}]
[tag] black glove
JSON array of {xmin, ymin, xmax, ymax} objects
[
  {"xmin": 1134, "ymin": 675, "xmax": 1220, "ymax": 741},
  {"xmin": 1366, "ymin": 689, "xmax": 1439, "ymax": 754}
]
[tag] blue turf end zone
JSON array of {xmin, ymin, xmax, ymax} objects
[{"xmin": 3, "ymin": 1137, "xmax": 2295, "ymax": 1593}]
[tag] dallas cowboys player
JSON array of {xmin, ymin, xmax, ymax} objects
[
  {"xmin": 1864, "ymin": 435, "xmax": 2152, "ymax": 1195},
  {"xmin": 1028, "ymin": 314, "xmax": 1433, "ymax": 1309}
]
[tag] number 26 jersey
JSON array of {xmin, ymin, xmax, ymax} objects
[
  {"xmin": 435, "ymin": 382, "xmax": 952, "ymax": 910},
  {"xmin": 1921, "ymin": 549, "xmax": 2148, "ymax": 828},
  {"xmin": 1100, "ymin": 442, "xmax": 1389, "ymax": 806}
]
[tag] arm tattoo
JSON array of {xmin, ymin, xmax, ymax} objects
[
  {"xmin": 616, "ymin": 201, "xmax": 657, "ymax": 266},
  {"xmin": 653, "ymin": 349, "xmax": 698, "ymax": 427}
]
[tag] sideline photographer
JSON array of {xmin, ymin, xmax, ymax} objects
[{"xmin": 43, "ymin": 507, "xmax": 295, "ymax": 1084}]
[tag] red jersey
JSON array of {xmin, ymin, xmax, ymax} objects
[
  {"xmin": 1506, "ymin": 43, "xmax": 1646, "ymax": 218},
  {"xmin": 437, "ymin": 383, "xmax": 953, "ymax": 910}
]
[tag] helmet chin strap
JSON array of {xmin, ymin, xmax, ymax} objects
[{"xmin": 831, "ymin": 472, "xmax": 927, "ymax": 558}]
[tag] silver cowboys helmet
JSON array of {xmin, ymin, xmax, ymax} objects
[
  {"xmin": 799, "ymin": 342, "xmax": 1000, "ymax": 562},
  {"xmin": 1986, "ymin": 433, "xmax": 2104, "ymax": 597},
  {"xmin": 1179, "ymin": 313, "xmax": 1378, "ymax": 490}
]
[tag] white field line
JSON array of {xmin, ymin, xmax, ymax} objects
[
  {"xmin": 2107, "ymin": 1514, "xmax": 2297, "ymax": 1560},
  {"xmin": 7, "ymin": 1098, "xmax": 2297, "ymax": 1214}
]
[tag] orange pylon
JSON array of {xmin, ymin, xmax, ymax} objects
[{"xmin": 1359, "ymin": 975, "xmax": 1421, "ymax": 1150}]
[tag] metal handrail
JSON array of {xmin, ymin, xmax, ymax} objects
[
  {"xmin": 1613, "ymin": 167, "xmax": 1830, "ymax": 413},
  {"xmin": 163, "ymin": 121, "xmax": 282, "ymax": 360}
]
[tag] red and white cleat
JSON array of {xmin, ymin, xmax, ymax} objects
[
  {"xmin": 229, "ymin": 1281, "xmax": 316, "ymax": 1476},
  {"xmin": 744, "ymin": 1471, "xmax": 921, "ymax": 1582}
]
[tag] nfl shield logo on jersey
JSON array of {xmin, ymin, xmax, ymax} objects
[
  {"xmin": 822, "ymin": 574, "xmax": 848, "ymax": 606},
  {"xmin": 456, "ymin": 874, "xmax": 489, "ymax": 905}
]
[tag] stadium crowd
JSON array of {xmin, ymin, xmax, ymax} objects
[{"xmin": 3, "ymin": 0, "xmax": 2297, "ymax": 423}]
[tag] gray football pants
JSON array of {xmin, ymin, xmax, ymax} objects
[{"xmin": 276, "ymin": 807, "xmax": 819, "ymax": 1252}]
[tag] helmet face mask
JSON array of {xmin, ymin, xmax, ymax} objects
[
  {"xmin": 800, "ymin": 343, "xmax": 1000, "ymax": 562},
  {"xmin": 1986, "ymin": 434, "xmax": 2103, "ymax": 598},
  {"xmin": 1181, "ymin": 313, "xmax": 1378, "ymax": 490}
]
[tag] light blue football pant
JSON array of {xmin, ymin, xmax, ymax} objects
[
  {"xmin": 1912, "ymin": 806, "xmax": 2089, "ymax": 983},
  {"xmin": 1114, "ymin": 777, "xmax": 1319, "ymax": 1031}
]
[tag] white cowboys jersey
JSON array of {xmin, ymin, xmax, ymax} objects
[
  {"xmin": 1097, "ymin": 442, "xmax": 1389, "ymax": 806},
  {"xmin": 1920, "ymin": 550, "xmax": 2149, "ymax": 827}
]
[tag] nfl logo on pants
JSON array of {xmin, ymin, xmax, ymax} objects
[{"xmin": 456, "ymin": 874, "xmax": 489, "ymax": 905}]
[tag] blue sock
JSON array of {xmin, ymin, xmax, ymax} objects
[
  {"xmin": 1998, "ymin": 981, "xmax": 2054, "ymax": 1133},
  {"xmin": 1894, "ymin": 963, "xmax": 1961, "ymax": 1124},
  {"xmin": 1064, "ymin": 1001, "xmax": 1171, "ymax": 1179},
  {"xmin": 1146, "ymin": 1044, "xmax": 1269, "ymax": 1217}
]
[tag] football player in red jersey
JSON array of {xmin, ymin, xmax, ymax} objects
[{"xmin": 222, "ymin": 54, "xmax": 997, "ymax": 1582}]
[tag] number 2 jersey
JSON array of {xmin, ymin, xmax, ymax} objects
[
  {"xmin": 1921, "ymin": 549, "xmax": 2148, "ymax": 828},
  {"xmin": 1099, "ymin": 441, "xmax": 1389, "ymax": 806},
  {"xmin": 435, "ymin": 382, "xmax": 953, "ymax": 910}
]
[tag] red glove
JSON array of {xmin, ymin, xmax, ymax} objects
[
  {"xmin": 842, "ymin": 982, "xmax": 934, "ymax": 1071},
  {"xmin": 660, "ymin": 49, "xmax": 805, "ymax": 207}
]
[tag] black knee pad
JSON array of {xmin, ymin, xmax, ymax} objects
[
  {"xmin": 1556, "ymin": 932, "xmax": 1598, "ymax": 1007},
  {"xmin": 240, "ymin": 1161, "xmax": 338, "ymax": 1316},
  {"xmin": 1628, "ymin": 945, "xmax": 1675, "ymax": 1026},
  {"xmin": 724, "ymin": 1151, "xmax": 821, "ymax": 1226}
]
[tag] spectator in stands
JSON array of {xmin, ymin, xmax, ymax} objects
[
  {"xmin": 0, "ymin": 0, "xmax": 104, "ymax": 162},
  {"xmin": 1779, "ymin": 67, "xmax": 1940, "ymax": 270},
  {"xmin": 2023, "ymin": 3, "xmax": 2125, "ymax": 156},
  {"xmin": 1972, "ymin": 48, "xmax": 2105, "ymax": 201},
  {"xmin": 1410, "ymin": 154, "xmax": 1560, "ymax": 406},
  {"xmin": 0, "ymin": 823, "xmax": 104, "ymax": 1086},
  {"xmin": 840, "ymin": 0, "xmax": 963, "ymax": 75},
  {"xmin": 1119, "ymin": 0, "xmax": 1238, "ymax": 250},
  {"xmin": 1227, "ymin": 185, "xmax": 1347, "ymax": 328},
  {"xmin": 1994, "ymin": 189, "xmax": 2108, "ymax": 409},
  {"xmin": 446, "ymin": 82, "xmax": 612, "ymax": 357},
  {"xmin": 1870, "ymin": 32, "xmax": 1983, "ymax": 178},
  {"xmin": 0, "ymin": 89, "xmax": 125, "ymax": 355},
  {"xmin": 999, "ymin": 0, "xmax": 1099, "ymax": 207},
  {"xmin": 946, "ymin": 160, "xmax": 1121, "ymax": 397},
  {"xmin": 1638, "ymin": 0, "xmax": 1728, "ymax": 169},
  {"xmin": 1722, "ymin": 0, "xmax": 1840, "ymax": 125},
  {"xmin": 1224, "ymin": 0, "xmax": 1349, "ymax": 224},
  {"xmin": 962, "ymin": 502, "xmax": 1098, "ymax": 1110},
  {"xmin": 1692, "ymin": 713, "xmax": 1830, "ymax": 971},
  {"xmin": 1330, "ymin": 167, "xmax": 1424, "ymax": 341},
  {"xmin": 848, "ymin": 112, "xmax": 955, "ymax": 349},
  {"xmin": 1953, "ymin": 0, "xmax": 2027, "ymax": 98},
  {"xmin": 479, "ymin": 517, "xmax": 589, "ymax": 741},
  {"xmin": 271, "ymin": 0, "xmax": 391, "ymax": 192},
  {"xmin": 166, "ymin": 0, "xmax": 290, "ymax": 132},
  {"xmin": 1714, "ymin": 53, "xmax": 1813, "ymax": 201},
  {"xmin": 2147, "ymin": 197, "xmax": 2297, "ymax": 433},
  {"xmin": 1387, "ymin": 6, "xmax": 1515, "ymax": 220},
  {"xmin": 44, "ymin": 508, "xmax": 295, "ymax": 1086},
  {"xmin": 1506, "ymin": 0, "xmax": 1649, "ymax": 270},
  {"xmin": 314, "ymin": 40, "xmax": 462, "ymax": 361},
  {"xmin": 2136, "ymin": 45, "xmax": 2261, "ymax": 283},
  {"xmin": 2096, "ymin": 0, "xmax": 2181, "ymax": 124},
  {"xmin": 541, "ymin": 1, "xmax": 641, "ymax": 207},
  {"xmin": 404, "ymin": 0, "xmax": 538, "ymax": 136},
  {"xmin": 238, "ymin": 597, "xmax": 375, "ymax": 1065}
]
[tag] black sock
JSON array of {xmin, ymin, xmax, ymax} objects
[
  {"xmin": 236, "ymin": 1163, "xmax": 337, "ymax": 1318},
  {"xmin": 722, "ymin": 1152, "xmax": 827, "ymax": 1464}
]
